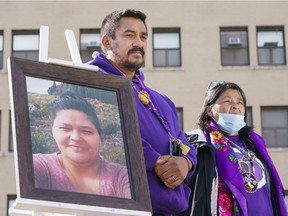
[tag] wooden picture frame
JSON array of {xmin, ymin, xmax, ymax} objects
[{"xmin": 8, "ymin": 57, "xmax": 151, "ymax": 214}]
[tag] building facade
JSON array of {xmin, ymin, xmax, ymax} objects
[{"xmin": 0, "ymin": 1, "xmax": 288, "ymax": 215}]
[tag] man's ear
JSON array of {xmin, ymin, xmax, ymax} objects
[{"xmin": 101, "ymin": 35, "xmax": 111, "ymax": 50}]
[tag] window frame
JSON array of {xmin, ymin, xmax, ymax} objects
[
  {"xmin": 0, "ymin": 30, "xmax": 3, "ymax": 69},
  {"xmin": 12, "ymin": 30, "xmax": 39, "ymax": 61},
  {"xmin": 285, "ymin": 190, "xmax": 288, "ymax": 213},
  {"xmin": 261, "ymin": 106, "xmax": 288, "ymax": 148},
  {"xmin": 7, "ymin": 194, "xmax": 17, "ymax": 216},
  {"xmin": 220, "ymin": 26, "xmax": 250, "ymax": 66},
  {"xmin": 79, "ymin": 29, "xmax": 101, "ymax": 63},
  {"xmin": 9, "ymin": 110, "xmax": 13, "ymax": 152},
  {"xmin": 152, "ymin": 28, "xmax": 182, "ymax": 67},
  {"xmin": 0, "ymin": 110, "xmax": 1, "ymax": 152},
  {"xmin": 176, "ymin": 107, "xmax": 183, "ymax": 131},
  {"xmin": 246, "ymin": 106, "xmax": 253, "ymax": 128},
  {"xmin": 256, "ymin": 26, "xmax": 286, "ymax": 66}
]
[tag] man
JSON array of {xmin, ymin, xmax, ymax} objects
[{"xmin": 88, "ymin": 9, "xmax": 197, "ymax": 215}]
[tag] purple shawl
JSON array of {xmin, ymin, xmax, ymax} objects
[{"xmin": 204, "ymin": 121, "xmax": 287, "ymax": 216}]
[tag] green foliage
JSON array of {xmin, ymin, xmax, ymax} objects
[
  {"xmin": 102, "ymin": 120, "xmax": 122, "ymax": 135},
  {"xmin": 31, "ymin": 130, "xmax": 58, "ymax": 153},
  {"xmin": 101, "ymin": 145, "xmax": 126, "ymax": 165},
  {"xmin": 53, "ymin": 83, "xmax": 118, "ymax": 105}
]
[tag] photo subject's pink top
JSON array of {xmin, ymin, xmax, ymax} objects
[{"xmin": 33, "ymin": 153, "xmax": 131, "ymax": 198}]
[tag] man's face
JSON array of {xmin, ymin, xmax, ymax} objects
[{"xmin": 108, "ymin": 17, "xmax": 148, "ymax": 72}]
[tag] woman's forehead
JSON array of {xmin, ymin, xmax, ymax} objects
[{"xmin": 218, "ymin": 89, "xmax": 243, "ymax": 100}]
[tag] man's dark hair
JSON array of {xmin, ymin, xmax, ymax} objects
[{"xmin": 100, "ymin": 9, "xmax": 147, "ymax": 54}]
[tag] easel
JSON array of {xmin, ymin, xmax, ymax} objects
[
  {"xmin": 38, "ymin": 25, "xmax": 98, "ymax": 71},
  {"xmin": 9, "ymin": 198, "xmax": 151, "ymax": 216},
  {"xmin": 8, "ymin": 26, "xmax": 151, "ymax": 216}
]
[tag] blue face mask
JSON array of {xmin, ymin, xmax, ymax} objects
[{"xmin": 214, "ymin": 112, "xmax": 246, "ymax": 133}]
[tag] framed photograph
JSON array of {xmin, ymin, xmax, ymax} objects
[{"xmin": 8, "ymin": 57, "xmax": 151, "ymax": 213}]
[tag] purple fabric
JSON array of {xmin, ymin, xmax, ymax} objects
[
  {"xmin": 204, "ymin": 121, "xmax": 287, "ymax": 216},
  {"xmin": 33, "ymin": 153, "xmax": 131, "ymax": 198},
  {"xmin": 227, "ymin": 135, "xmax": 274, "ymax": 215},
  {"xmin": 88, "ymin": 52, "xmax": 197, "ymax": 215}
]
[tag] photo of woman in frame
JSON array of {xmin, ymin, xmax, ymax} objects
[{"xmin": 27, "ymin": 77, "xmax": 131, "ymax": 199}]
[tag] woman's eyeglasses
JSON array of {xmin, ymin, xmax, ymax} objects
[{"xmin": 205, "ymin": 80, "xmax": 226, "ymax": 96}]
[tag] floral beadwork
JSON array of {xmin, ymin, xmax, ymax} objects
[
  {"xmin": 218, "ymin": 178, "xmax": 240, "ymax": 216},
  {"xmin": 210, "ymin": 131, "xmax": 228, "ymax": 151},
  {"xmin": 210, "ymin": 131, "xmax": 237, "ymax": 163}
]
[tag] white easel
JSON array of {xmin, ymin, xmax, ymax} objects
[
  {"xmin": 38, "ymin": 25, "xmax": 98, "ymax": 71},
  {"xmin": 8, "ymin": 26, "xmax": 151, "ymax": 216}
]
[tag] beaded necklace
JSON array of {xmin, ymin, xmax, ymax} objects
[
  {"xmin": 132, "ymin": 75, "xmax": 190, "ymax": 156},
  {"xmin": 226, "ymin": 137, "xmax": 258, "ymax": 193}
]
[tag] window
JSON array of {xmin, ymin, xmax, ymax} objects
[
  {"xmin": 176, "ymin": 107, "xmax": 183, "ymax": 131},
  {"xmin": 261, "ymin": 107, "xmax": 288, "ymax": 147},
  {"xmin": 257, "ymin": 26, "xmax": 286, "ymax": 65},
  {"xmin": 0, "ymin": 110, "xmax": 1, "ymax": 151},
  {"xmin": 9, "ymin": 111, "xmax": 13, "ymax": 152},
  {"xmin": 0, "ymin": 30, "xmax": 3, "ymax": 69},
  {"xmin": 7, "ymin": 195, "xmax": 16, "ymax": 216},
  {"xmin": 246, "ymin": 106, "xmax": 253, "ymax": 127},
  {"xmin": 12, "ymin": 30, "xmax": 39, "ymax": 61},
  {"xmin": 80, "ymin": 29, "xmax": 101, "ymax": 63},
  {"xmin": 153, "ymin": 28, "xmax": 181, "ymax": 67},
  {"xmin": 220, "ymin": 27, "xmax": 249, "ymax": 66}
]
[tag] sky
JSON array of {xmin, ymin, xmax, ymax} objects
[{"xmin": 26, "ymin": 76, "xmax": 61, "ymax": 94}]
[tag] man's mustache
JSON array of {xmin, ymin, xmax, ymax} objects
[{"xmin": 128, "ymin": 48, "xmax": 145, "ymax": 56}]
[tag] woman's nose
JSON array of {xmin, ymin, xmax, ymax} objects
[
  {"xmin": 231, "ymin": 104, "xmax": 242, "ymax": 114},
  {"xmin": 70, "ymin": 130, "xmax": 81, "ymax": 141}
]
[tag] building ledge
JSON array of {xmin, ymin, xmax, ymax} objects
[
  {"xmin": 219, "ymin": 65, "xmax": 288, "ymax": 71},
  {"xmin": 0, "ymin": 152, "xmax": 14, "ymax": 157},
  {"xmin": 267, "ymin": 148, "xmax": 288, "ymax": 152}
]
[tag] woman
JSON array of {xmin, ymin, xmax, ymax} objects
[
  {"xmin": 33, "ymin": 91, "xmax": 131, "ymax": 199},
  {"xmin": 185, "ymin": 81, "xmax": 286, "ymax": 216}
]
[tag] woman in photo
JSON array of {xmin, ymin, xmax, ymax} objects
[{"xmin": 33, "ymin": 91, "xmax": 131, "ymax": 199}]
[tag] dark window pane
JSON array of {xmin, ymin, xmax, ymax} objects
[
  {"xmin": 9, "ymin": 111, "xmax": 13, "ymax": 152},
  {"xmin": 261, "ymin": 107, "xmax": 288, "ymax": 147},
  {"xmin": 262, "ymin": 129, "xmax": 276, "ymax": 146},
  {"xmin": 0, "ymin": 51, "xmax": 2, "ymax": 69},
  {"xmin": 80, "ymin": 47, "xmax": 101, "ymax": 63},
  {"xmin": 168, "ymin": 50, "xmax": 180, "ymax": 66},
  {"xmin": 0, "ymin": 111, "xmax": 1, "ymax": 151},
  {"xmin": 154, "ymin": 50, "xmax": 166, "ymax": 67},
  {"xmin": 80, "ymin": 29, "xmax": 101, "ymax": 63},
  {"xmin": 221, "ymin": 48, "xmax": 249, "ymax": 65},
  {"xmin": 246, "ymin": 107, "xmax": 253, "ymax": 127},
  {"xmin": 176, "ymin": 107, "xmax": 183, "ymax": 131},
  {"xmin": 12, "ymin": 51, "xmax": 38, "ymax": 61},
  {"xmin": 153, "ymin": 28, "xmax": 181, "ymax": 67},
  {"xmin": 7, "ymin": 195, "xmax": 16, "ymax": 216},
  {"xmin": 257, "ymin": 26, "xmax": 286, "ymax": 65},
  {"xmin": 258, "ymin": 47, "xmax": 285, "ymax": 65},
  {"xmin": 220, "ymin": 27, "xmax": 249, "ymax": 66}
]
